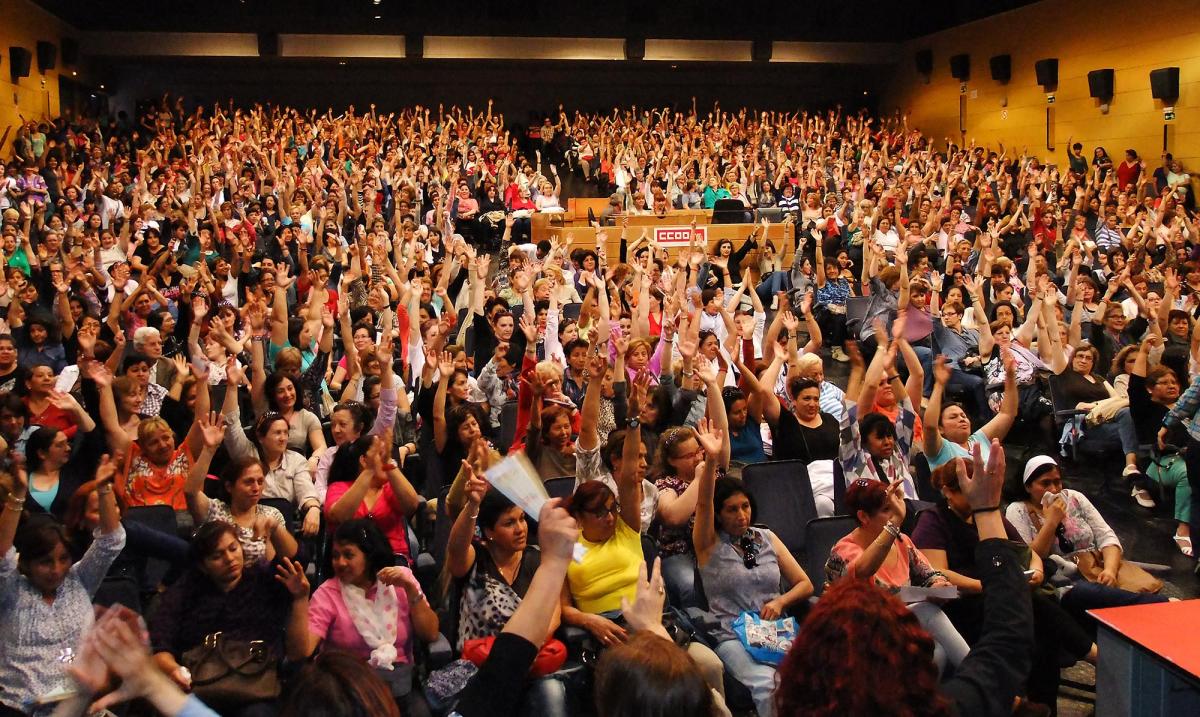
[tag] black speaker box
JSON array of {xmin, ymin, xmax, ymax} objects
[
  {"xmin": 405, "ymin": 34, "xmax": 423, "ymax": 59},
  {"xmin": 989, "ymin": 54, "xmax": 1011, "ymax": 83},
  {"xmin": 35, "ymin": 41, "xmax": 55, "ymax": 72},
  {"xmin": 625, "ymin": 38, "xmax": 644, "ymax": 61},
  {"xmin": 1150, "ymin": 67, "xmax": 1179, "ymax": 101},
  {"xmin": 752, "ymin": 39, "xmax": 771, "ymax": 63},
  {"xmin": 949, "ymin": 54, "xmax": 970, "ymax": 81},
  {"xmin": 915, "ymin": 49, "xmax": 933, "ymax": 75},
  {"xmin": 9, "ymin": 46, "xmax": 32, "ymax": 79},
  {"xmin": 1035, "ymin": 58, "xmax": 1058, "ymax": 88},
  {"xmin": 61, "ymin": 37, "xmax": 78, "ymax": 66},
  {"xmin": 257, "ymin": 32, "xmax": 278, "ymax": 57},
  {"xmin": 1088, "ymin": 69, "xmax": 1114, "ymax": 99}
]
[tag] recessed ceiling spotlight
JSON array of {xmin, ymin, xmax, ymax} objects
[
  {"xmin": 373, "ymin": 0, "xmax": 382, "ymax": 5},
  {"xmin": 374, "ymin": 14, "xmax": 381, "ymax": 19}
]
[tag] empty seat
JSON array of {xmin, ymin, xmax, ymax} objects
[
  {"xmin": 741, "ymin": 460, "xmax": 818, "ymax": 559},
  {"xmin": 803, "ymin": 516, "xmax": 857, "ymax": 597}
]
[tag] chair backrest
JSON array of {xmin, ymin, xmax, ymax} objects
[
  {"xmin": 123, "ymin": 505, "xmax": 180, "ymax": 592},
  {"xmin": 508, "ymin": 304, "xmax": 524, "ymax": 327},
  {"xmin": 755, "ymin": 207, "xmax": 783, "ymax": 224},
  {"xmin": 845, "ymin": 296, "xmax": 872, "ymax": 336},
  {"xmin": 497, "ymin": 401, "xmax": 520, "ymax": 455},
  {"xmin": 544, "ymin": 476, "xmax": 576, "ymax": 502},
  {"xmin": 562, "ymin": 302, "xmax": 582, "ymax": 322},
  {"xmin": 259, "ymin": 498, "xmax": 295, "ymax": 524},
  {"xmin": 741, "ymin": 460, "xmax": 818, "ymax": 559},
  {"xmin": 803, "ymin": 516, "xmax": 857, "ymax": 597},
  {"xmin": 832, "ymin": 460, "xmax": 848, "ymax": 516},
  {"xmin": 911, "ymin": 453, "xmax": 938, "ymax": 503},
  {"xmin": 430, "ymin": 484, "xmax": 454, "ymax": 568},
  {"xmin": 1046, "ymin": 373, "xmax": 1074, "ymax": 418}
]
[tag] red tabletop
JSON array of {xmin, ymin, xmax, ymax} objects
[{"xmin": 1090, "ymin": 600, "xmax": 1200, "ymax": 679}]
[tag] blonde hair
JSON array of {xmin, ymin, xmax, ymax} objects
[
  {"xmin": 535, "ymin": 360, "xmax": 563, "ymax": 383},
  {"xmin": 136, "ymin": 417, "xmax": 173, "ymax": 445}
]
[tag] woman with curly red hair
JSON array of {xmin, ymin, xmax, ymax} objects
[{"xmin": 776, "ymin": 441, "xmax": 1034, "ymax": 717}]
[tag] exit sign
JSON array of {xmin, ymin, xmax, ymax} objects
[
  {"xmin": 1165, "ymin": 108, "xmax": 1176, "ymax": 121},
  {"xmin": 1046, "ymin": 93, "xmax": 1056, "ymax": 104}
]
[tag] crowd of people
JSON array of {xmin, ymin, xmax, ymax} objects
[{"xmin": 0, "ymin": 92, "xmax": 1196, "ymax": 716}]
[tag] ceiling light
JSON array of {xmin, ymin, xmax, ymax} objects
[
  {"xmin": 374, "ymin": 14, "xmax": 381, "ymax": 19},
  {"xmin": 373, "ymin": 0, "xmax": 382, "ymax": 4},
  {"xmin": 339, "ymin": 61, "xmax": 347, "ymax": 66}
]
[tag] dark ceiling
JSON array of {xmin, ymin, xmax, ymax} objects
[{"xmin": 35, "ymin": 0, "xmax": 1039, "ymax": 43}]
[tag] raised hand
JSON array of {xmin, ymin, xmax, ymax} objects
[
  {"xmin": 780, "ymin": 310, "xmax": 800, "ymax": 332},
  {"xmin": 519, "ymin": 311, "xmax": 537, "ymax": 342},
  {"xmin": 619, "ymin": 558, "xmax": 667, "ymax": 636},
  {"xmin": 437, "ymin": 350, "xmax": 455, "ymax": 378},
  {"xmin": 273, "ymin": 557, "xmax": 310, "ymax": 599},
  {"xmin": 695, "ymin": 417, "xmax": 725, "ymax": 458},
  {"xmin": 461, "ymin": 459, "xmax": 488, "ymax": 507},
  {"xmin": 955, "ymin": 438, "xmax": 1005, "ymax": 511},
  {"xmin": 196, "ymin": 411, "xmax": 227, "ymax": 449},
  {"xmin": 933, "ymin": 355, "xmax": 953, "ymax": 386},
  {"xmin": 696, "ymin": 356, "xmax": 720, "ymax": 385}
]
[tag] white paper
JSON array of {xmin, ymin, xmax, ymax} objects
[
  {"xmin": 54, "ymin": 366, "xmax": 80, "ymax": 393},
  {"xmin": 898, "ymin": 584, "xmax": 960, "ymax": 603}
]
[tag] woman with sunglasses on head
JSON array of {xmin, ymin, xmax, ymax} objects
[
  {"xmin": 218, "ymin": 360, "xmax": 322, "ymax": 538},
  {"xmin": 1007, "ymin": 455, "xmax": 1169, "ymax": 617},
  {"xmin": 693, "ymin": 417, "xmax": 814, "ymax": 717}
]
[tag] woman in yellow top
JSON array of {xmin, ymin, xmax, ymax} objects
[
  {"xmin": 557, "ymin": 341, "xmax": 727, "ymax": 703},
  {"xmin": 559, "ymin": 344, "xmax": 648, "ymax": 642}
]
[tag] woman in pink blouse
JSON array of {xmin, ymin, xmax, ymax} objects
[
  {"xmin": 286, "ymin": 519, "xmax": 439, "ymax": 713},
  {"xmin": 825, "ymin": 478, "xmax": 970, "ymax": 673},
  {"xmin": 325, "ymin": 435, "xmax": 422, "ymax": 560}
]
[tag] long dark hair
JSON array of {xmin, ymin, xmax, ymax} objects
[
  {"xmin": 328, "ymin": 436, "xmax": 374, "ymax": 486},
  {"xmin": 332, "ymin": 519, "xmax": 394, "ymax": 577}
]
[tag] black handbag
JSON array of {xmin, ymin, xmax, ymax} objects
[{"xmin": 181, "ymin": 632, "xmax": 280, "ymax": 707}]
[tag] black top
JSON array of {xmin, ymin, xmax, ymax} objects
[
  {"xmin": 942, "ymin": 539, "xmax": 1033, "ymax": 717},
  {"xmin": 148, "ymin": 559, "xmax": 293, "ymax": 659},
  {"xmin": 1128, "ymin": 373, "xmax": 1184, "ymax": 446},
  {"xmin": 911, "ymin": 502, "xmax": 1023, "ymax": 579},
  {"xmin": 774, "ymin": 408, "xmax": 840, "ymax": 463},
  {"xmin": 455, "ymin": 632, "xmax": 540, "ymax": 717},
  {"xmin": 1055, "ymin": 370, "xmax": 1110, "ymax": 406}
]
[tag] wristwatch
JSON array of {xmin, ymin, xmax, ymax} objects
[{"xmin": 626, "ymin": 417, "xmax": 640, "ymax": 429}]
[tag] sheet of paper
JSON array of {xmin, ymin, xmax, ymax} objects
[{"xmin": 898, "ymin": 584, "xmax": 959, "ymax": 603}]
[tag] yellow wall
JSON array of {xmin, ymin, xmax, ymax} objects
[
  {"xmin": 883, "ymin": 0, "xmax": 1200, "ymax": 175},
  {"xmin": 0, "ymin": 0, "xmax": 77, "ymax": 156}
]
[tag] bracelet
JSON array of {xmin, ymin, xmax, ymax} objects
[
  {"xmin": 97, "ymin": 484, "xmax": 113, "ymax": 495},
  {"xmin": 5, "ymin": 495, "xmax": 25, "ymax": 509},
  {"xmin": 971, "ymin": 506, "xmax": 1002, "ymax": 515},
  {"xmin": 883, "ymin": 522, "xmax": 901, "ymax": 540}
]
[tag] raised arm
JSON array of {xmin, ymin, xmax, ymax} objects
[{"xmin": 691, "ymin": 418, "xmax": 724, "ymax": 565}]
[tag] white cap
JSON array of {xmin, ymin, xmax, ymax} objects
[{"xmin": 1023, "ymin": 455, "xmax": 1058, "ymax": 485}]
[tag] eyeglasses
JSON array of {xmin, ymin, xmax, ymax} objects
[{"xmin": 583, "ymin": 502, "xmax": 619, "ymax": 520}]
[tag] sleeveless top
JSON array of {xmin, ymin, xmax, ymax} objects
[{"xmin": 699, "ymin": 527, "xmax": 782, "ymax": 642}]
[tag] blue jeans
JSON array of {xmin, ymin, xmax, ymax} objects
[
  {"xmin": 1080, "ymin": 407, "xmax": 1138, "ymax": 457},
  {"xmin": 522, "ymin": 675, "xmax": 568, "ymax": 717},
  {"xmin": 755, "ymin": 272, "xmax": 790, "ymax": 305},
  {"xmin": 715, "ymin": 639, "xmax": 778, "ymax": 717},
  {"xmin": 1061, "ymin": 580, "xmax": 1170, "ymax": 613},
  {"xmin": 661, "ymin": 553, "xmax": 699, "ymax": 609}
]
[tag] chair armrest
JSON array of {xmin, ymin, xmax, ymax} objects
[{"xmin": 426, "ymin": 633, "xmax": 453, "ymax": 670}]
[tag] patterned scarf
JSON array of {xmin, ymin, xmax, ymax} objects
[{"xmin": 341, "ymin": 580, "xmax": 400, "ymax": 669}]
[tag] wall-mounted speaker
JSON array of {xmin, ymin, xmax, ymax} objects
[
  {"xmin": 35, "ymin": 41, "xmax": 55, "ymax": 72},
  {"xmin": 914, "ymin": 49, "xmax": 933, "ymax": 76},
  {"xmin": 751, "ymin": 39, "xmax": 772, "ymax": 63},
  {"xmin": 1087, "ymin": 69, "xmax": 1114, "ymax": 99},
  {"xmin": 60, "ymin": 37, "xmax": 78, "ymax": 66},
  {"xmin": 405, "ymin": 34, "xmax": 424, "ymax": 59},
  {"xmin": 257, "ymin": 32, "xmax": 279, "ymax": 57},
  {"xmin": 625, "ymin": 38, "xmax": 644, "ymax": 61},
  {"xmin": 949, "ymin": 54, "xmax": 970, "ymax": 81},
  {"xmin": 989, "ymin": 54, "xmax": 1011, "ymax": 83},
  {"xmin": 1034, "ymin": 58, "xmax": 1058, "ymax": 89},
  {"xmin": 1149, "ymin": 67, "xmax": 1179, "ymax": 101},
  {"xmin": 9, "ymin": 46, "xmax": 32, "ymax": 80}
]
